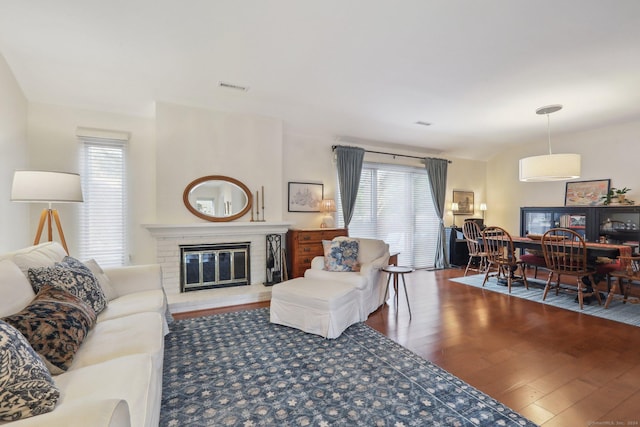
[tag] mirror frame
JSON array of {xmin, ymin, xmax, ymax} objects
[{"xmin": 183, "ymin": 175, "xmax": 253, "ymax": 222}]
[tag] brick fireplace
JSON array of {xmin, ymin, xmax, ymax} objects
[{"xmin": 144, "ymin": 222, "xmax": 291, "ymax": 312}]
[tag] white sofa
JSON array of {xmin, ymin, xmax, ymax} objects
[
  {"xmin": 0, "ymin": 242, "xmax": 167, "ymax": 427},
  {"xmin": 303, "ymin": 237, "xmax": 390, "ymax": 321}
]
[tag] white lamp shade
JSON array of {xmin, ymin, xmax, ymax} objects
[
  {"xmin": 519, "ymin": 154, "xmax": 581, "ymax": 182},
  {"xmin": 480, "ymin": 203, "xmax": 487, "ymax": 211},
  {"xmin": 11, "ymin": 170, "xmax": 84, "ymax": 203}
]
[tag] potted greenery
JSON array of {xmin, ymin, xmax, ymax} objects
[{"xmin": 602, "ymin": 187, "xmax": 632, "ymax": 205}]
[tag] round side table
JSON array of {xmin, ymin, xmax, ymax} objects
[{"xmin": 381, "ymin": 265, "xmax": 415, "ymax": 319}]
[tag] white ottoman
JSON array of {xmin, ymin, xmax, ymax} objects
[{"xmin": 269, "ymin": 277, "xmax": 360, "ymax": 339}]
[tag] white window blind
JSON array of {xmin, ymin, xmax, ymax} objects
[
  {"xmin": 337, "ymin": 162, "xmax": 439, "ymax": 268},
  {"xmin": 79, "ymin": 137, "xmax": 127, "ymax": 267}
]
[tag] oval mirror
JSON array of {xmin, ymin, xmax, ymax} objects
[{"xmin": 183, "ymin": 175, "xmax": 252, "ymax": 222}]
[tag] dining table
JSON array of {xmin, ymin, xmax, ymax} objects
[
  {"xmin": 510, "ymin": 236, "xmax": 632, "ymax": 261},
  {"xmin": 479, "ymin": 235, "xmax": 631, "ymax": 289}
]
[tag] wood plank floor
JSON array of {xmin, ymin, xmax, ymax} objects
[{"xmin": 172, "ymin": 267, "xmax": 640, "ymax": 426}]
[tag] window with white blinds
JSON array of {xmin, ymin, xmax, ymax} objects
[
  {"xmin": 337, "ymin": 162, "xmax": 439, "ymax": 269},
  {"xmin": 79, "ymin": 137, "xmax": 127, "ymax": 267}
]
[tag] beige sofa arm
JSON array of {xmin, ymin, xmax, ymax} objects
[
  {"xmin": 360, "ymin": 252, "xmax": 390, "ymax": 276},
  {"xmin": 103, "ymin": 264, "xmax": 162, "ymax": 296},
  {"xmin": 310, "ymin": 256, "xmax": 325, "ymax": 270},
  {"xmin": 11, "ymin": 399, "xmax": 131, "ymax": 427}
]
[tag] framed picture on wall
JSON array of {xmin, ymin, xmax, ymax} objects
[
  {"xmin": 453, "ymin": 190, "xmax": 474, "ymax": 215},
  {"xmin": 288, "ymin": 182, "xmax": 324, "ymax": 212},
  {"xmin": 565, "ymin": 179, "xmax": 610, "ymax": 206}
]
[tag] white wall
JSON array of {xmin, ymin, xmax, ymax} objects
[
  {"xmin": 0, "ymin": 53, "xmax": 29, "ymax": 251},
  {"xmin": 26, "ymin": 103, "xmax": 156, "ymax": 263},
  {"xmin": 155, "ymin": 102, "xmax": 283, "ymax": 224},
  {"xmin": 282, "ymin": 133, "xmax": 488, "ymax": 228},
  {"xmin": 487, "ymin": 118, "xmax": 640, "ymax": 234}
]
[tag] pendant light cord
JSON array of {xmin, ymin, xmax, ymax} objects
[{"xmin": 546, "ymin": 113, "xmax": 553, "ymax": 155}]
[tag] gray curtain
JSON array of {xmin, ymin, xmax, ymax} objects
[
  {"xmin": 424, "ymin": 158, "xmax": 449, "ymax": 269},
  {"xmin": 335, "ymin": 145, "xmax": 365, "ymax": 228}
]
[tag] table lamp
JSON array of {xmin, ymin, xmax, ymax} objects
[
  {"xmin": 320, "ymin": 199, "xmax": 337, "ymax": 228},
  {"xmin": 451, "ymin": 202, "xmax": 459, "ymax": 227},
  {"xmin": 11, "ymin": 170, "xmax": 84, "ymax": 254},
  {"xmin": 480, "ymin": 203, "xmax": 487, "ymax": 220}
]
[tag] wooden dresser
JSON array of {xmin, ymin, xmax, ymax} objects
[{"xmin": 286, "ymin": 228, "xmax": 348, "ymax": 278}]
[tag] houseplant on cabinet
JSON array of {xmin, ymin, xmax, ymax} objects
[{"xmin": 602, "ymin": 187, "xmax": 633, "ymax": 205}]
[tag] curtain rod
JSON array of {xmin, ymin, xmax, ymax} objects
[{"xmin": 331, "ymin": 145, "xmax": 452, "ymax": 163}]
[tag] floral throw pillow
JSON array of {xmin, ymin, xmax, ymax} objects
[
  {"xmin": 0, "ymin": 320, "xmax": 60, "ymax": 421},
  {"xmin": 28, "ymin": 256, "xmax": 107, "ymax": 314},
  {"xmin": 3, "ymin": 285, "xmax": 97, "ymax": 374},
  {"xmin": 323, "ymin": 238, "xmax": 360, "ymax": 272}
]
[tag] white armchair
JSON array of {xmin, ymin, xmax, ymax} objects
[{"xmin": 304, "ymin": 238, "xmax": 390, "ymax": 320}]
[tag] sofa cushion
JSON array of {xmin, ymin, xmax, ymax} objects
[
  {"xmin": 10, "ymin": 242, "xmax": 67, "ymax": 276},
  {"xmin": 97, "ymin": 289, "xmax": 165, "ymax": 323},
  {"xmin": 322, "ymin": 237, "xmax": 360, "ymax": 272},
  {"xmin": 0, "ymin": 320, "xmax": 60, "ymax": 421},
  {"xmin": 28, "ymin": 256, "xmax": 107, "ymax": 315},
  {"xmin": 71, "ymin": 312, "xmax": 164, "ymax": 371},
  {"xmin": 356, "ymin": 238, "xmax": 389, "ymax": 263},
  {"xmin": 304, "ymin": 268, "xmax": 368, "ymax": 289},
  {"xmin": 3, "ymin": 285, "xmax": 97, "ymax": 374},
  {"xmin": 54, "ymin": 354, "xmax": 154, "ymax": 427},
  {"xmin": 0, "ymin": 260, "xmax": 36, "ymax": 317},
  {"xmin": 84, "ymin": 258, "xmax": 118, "ymax": 301}
]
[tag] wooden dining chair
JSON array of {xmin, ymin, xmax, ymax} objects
[
  {"xmin": 481, "ymin": 226, "xmax": 528, "ymax": 293},
  {"xmin": 604, "ymin": 255, "xmax": 640, "ymax": 308},
  {"xmin": 462, "ymin": 220, "xmax": 488, "ymax": 276},
  {"xmin": 541, "ymin": 228, "xmax": 602, "ymax": 309}
]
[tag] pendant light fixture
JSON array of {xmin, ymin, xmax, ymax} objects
[{"xmin": 519, "ymin": 104, "xmax": 581, "ymax": 182}]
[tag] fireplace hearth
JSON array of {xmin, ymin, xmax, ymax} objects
[{"xmin": 180, "ymin": 243, "xmax": 250, "ymax": 292}]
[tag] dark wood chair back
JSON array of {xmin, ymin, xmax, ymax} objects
[{"xmin": 541, "ymin": 228, "xmax": 589, "ymax": 274}]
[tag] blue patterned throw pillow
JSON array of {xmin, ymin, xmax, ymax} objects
[
  {"xmin": 28, "ymin": 256, "xmax": 107, "ymax": 314},
  {"xmin": 323, "ymin": 237, "xmax": 360, "ymax": 272},
  {"xmin": 0, "ymin": 320, "xmax": 60, "ymax": 421}
]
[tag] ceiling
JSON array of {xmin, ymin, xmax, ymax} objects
[{"xmin": 1, "ymin": 0, "xmax": 640, "ymax": 160}]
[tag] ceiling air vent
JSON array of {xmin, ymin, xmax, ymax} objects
[
  {"xmin": 218, "ymin": 81, "xmax": 249, "ymax": 92},
  {"xmin": 414, "ymin": 121, "xmax": 432, "ymax": 126}
]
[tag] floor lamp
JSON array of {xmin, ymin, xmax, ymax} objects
[{"xmin": 11, "ymin": 170, "xmax": 84, "ymax": 254}]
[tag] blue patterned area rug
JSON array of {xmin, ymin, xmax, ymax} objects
[
  {"xmin": 160, "ymin": 308, "xmax": 536, "ymax": 426},
  {"xmin": 450, "ymin": 274, "xmax": 640, "ymax": 327}
]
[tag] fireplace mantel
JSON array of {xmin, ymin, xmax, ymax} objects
[{"xmin": 143, "ymin": 221, "xmax": 292, "ymax": 238}]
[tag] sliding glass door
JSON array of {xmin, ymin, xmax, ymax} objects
[{"xmin": 337, "ymin": 162, "xmax": 439, "ymax": 268}]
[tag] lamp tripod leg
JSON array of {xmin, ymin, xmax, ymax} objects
[
  {"xmin": 33, "ymin": 208, "xmax": 70, "ymax": 254},
  {"xmin": 51, "ymin": 210, "xmax": 70, "ymax": 255},
  {"xmin": 33, "ymin": 209, "xmax": 49, "ymax": 246}
]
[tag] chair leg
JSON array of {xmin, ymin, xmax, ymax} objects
[
  {"xmin": 590, "ymin": 274, "xmax": 602, "ymax": 305},
  {"xmin": 542, "ymin": 272, "xmax": 554, "ymax": 301},
  {"xmin": 605, "ymin": 278, "xmax": 620, "ymax": 308},
  {"xmin": 520, "ymin": 264, "xmax": 529, "ymax": 290},
  {"xmin": 576, "ymin": 277, "xmax": 584, "ymax": 309},
  {"xmin": 481, "ymin": 263, "xmax": 492, "ymax": 287},
  {"xmin": 464, "ymin": 256, "xmax": 473, "ymax": 276},
  {"xmin": 623, "ymin": 280, "xmax": 631, "ymax": 304}
]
